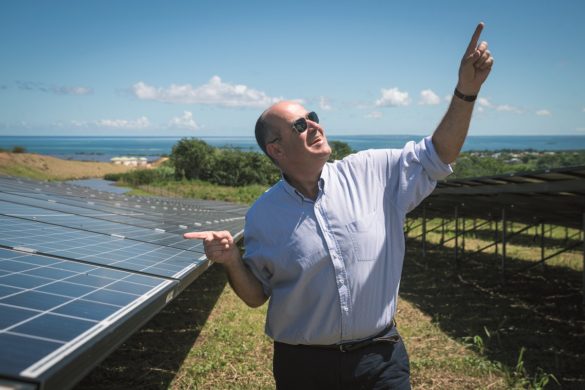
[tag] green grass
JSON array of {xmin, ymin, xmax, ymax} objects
[
  {"xmin": 124, "ymin": 180, "xmax": 269, "ymax": 205},
  {"xmin": 0, "ymin": 164, "xmax": 52, "ymax": 180}
]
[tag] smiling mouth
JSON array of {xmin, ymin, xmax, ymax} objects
[{"xmin": 310, "ymin": 138, "xmax": 323, "ymax": 146}]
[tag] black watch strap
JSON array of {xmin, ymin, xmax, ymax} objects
[{"xmin": 454, "ymin": 88, "xmax": 477, "ymax": 102}]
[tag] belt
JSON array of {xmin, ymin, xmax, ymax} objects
[{"xmin": 293, "ymin": 320, "xmax": 398, "ymax": 353}]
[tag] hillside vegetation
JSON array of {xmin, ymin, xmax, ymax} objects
[{"xmin": 0, "ymin": 151, "xmax": 135, "ymax": 180}]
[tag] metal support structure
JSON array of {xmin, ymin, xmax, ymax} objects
[
  {"xmin": 462, "ymin": 217, "xmax": 466, "ymax": 254},
  {"xmin": 441, "ymin": 218, "xmax": 445, "ymax": 244},
  {"xmin": 582, "ymin": 213, "xmax": 585, "ymax": 308},
  {"xmin": 494, "ymin": 219, "xmax": 499, "ymax": 256},
  {"xmin": 501, "ymin": 208, "xmax": 507, "ymax": 277},
  {"xmin": 454, "ymin": 205, "xmax": 459, "ymax": 268},
  {"xmin": 541, "ymin": 222, "xmax": 546, "ymax": 272},
  {"xmin": 457, "ymin": 220, "xmax": 539, "ymax": 265}
]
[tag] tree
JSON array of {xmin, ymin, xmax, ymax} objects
[
  {"xmin": 170, "ymin": 138, "xmax": 215, "ymax": 180},
  {"xmin": 328, "ymin": 141, "xmax": 355, "ymax": 162}
]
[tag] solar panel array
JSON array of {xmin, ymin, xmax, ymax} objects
[
  {"xmin": 0, "ymin": 176, "xmax": 247, "ymax": 389},
  {"xmin": 412, "ymin": 165, "xmax": 585, "ymax": 228}
]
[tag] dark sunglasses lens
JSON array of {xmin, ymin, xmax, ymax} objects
[
  {"xmin": 293, "ymin": 118, "xmax": 308, "ymax": 133},
  {"xmin": 307, "ymin": 111, "xmax": 319, "ymax": 124}
]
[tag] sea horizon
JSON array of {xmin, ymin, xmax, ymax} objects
[{"xmin": 2, "ymin": 135, "xmax": 585, "ymax": 162}]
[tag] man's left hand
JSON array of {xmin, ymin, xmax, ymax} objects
[{"xmin": 457, "ymin": 22, "xmax": 494, "ymax": 95}]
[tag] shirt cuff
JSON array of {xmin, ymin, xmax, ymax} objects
[{"xmin": 420, "ymin": 136, "xmax": 453, "ymax": 180}]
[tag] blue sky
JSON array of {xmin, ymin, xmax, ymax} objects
[{"xmin": 0, "ymin": 0, "xmax": 584, "ymax": 136}]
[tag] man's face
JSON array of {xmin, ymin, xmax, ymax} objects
[{"xmin": 265, "ymin": 102, "xmax": 331, "ymax": 173}]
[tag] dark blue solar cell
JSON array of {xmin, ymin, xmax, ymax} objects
[
  {"xmin": 24, "ymin": 266, "xmax": 78, "ymax": 280},
  {"xmin": 9, "ymin": 254, "xmax": 60, "ymax": 267},
  {"xmin": 87, "ymin": 268, "xmax": 130, "ymax": 280},
  {"xmin": 50, "ymin": 261, "xmax": 96, "ymax": 273},
  {"xmin": 0, "ymin": 274, "xmax": 50, "ymax": 289},
  {"xmin": 0, "ymin": 333, "xmax": 62, "ymax": 373},
  {"xmin": 53, "ymin": 299, "xmax": 120, "ymax": 321},
  {"xmin": 0, "ymin": 248, "xmax": 20, "ymax": 259},
  {"xmin": 0, "ymin": 305, "xmax": 38, "ymax": 329},
  {"xmin": 0, "ymin": 260, "xmax": 38, "ymax": 273},
  {"xmin": 85, "ymin": 289, "xmax": 138, "ymax": 306},
  {"xmin": 13, "ymin": 313, "xmax": 96, "ymax": 342},
  {"xmin": 1, "ymin": 291, "xmax": 70, "ymax": 311},
  {"xmin": 0, "ymin": 285, "xmax": 23, "ymax": 299},
  {"xmin": 125, "ymin": 274, "xmax": 165, "ymax": 287},
  {"xmin": 37, "ymin": 281, "xmax": 95, "ymax": 298},
  {"xmin": 107, "ymin": 280, "xmax": 155, "ymax": 295},
  {"xmin": 66, "ymin": 274, "xmax": 116, "ymax": 288}
]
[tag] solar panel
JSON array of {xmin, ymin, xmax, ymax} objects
[
  {"xmin": 0, "ymin": 247, "xmax": 176, "ymax": 389},
  {"xmin": 0, "ymin": 216, "xmax": 207, "ymax": 279},
  {"xmin": 0, "ymin": 176, "xmax": 248, "ymax": 389}
]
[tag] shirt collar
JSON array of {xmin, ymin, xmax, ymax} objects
[{"xmin": 280, "ymin": 164, "xmax": 329, "ymax": 204}]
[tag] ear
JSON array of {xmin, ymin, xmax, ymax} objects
[{"xmin": 266, "ymin": 142, "xmax": 283, "ymax": 162}]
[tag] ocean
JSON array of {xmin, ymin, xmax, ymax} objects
[{"xmin": 1, "ymin": 135, "xmax": 585, "ymax": 162}]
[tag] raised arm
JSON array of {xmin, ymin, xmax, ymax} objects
[
  {"xmin": 432, "ymin": 22, "xmax": 494, "ymax": 164},
  {"xmin": 184, "ymin": 231, "xmax": 268, "ymax": 308}
]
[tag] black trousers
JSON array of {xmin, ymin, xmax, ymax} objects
[{"xmin": 273, "ymin": 328, "xmax": 411, "ymax": 390}]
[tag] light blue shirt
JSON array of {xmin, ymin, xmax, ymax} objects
[{"xmin": 243, "ymin": 136, "xmax": 452, "ymax": 345}]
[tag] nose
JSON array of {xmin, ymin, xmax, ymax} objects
[{"xmin": 307, "ymin": 119, "xmax": 322, "ymax": 134}]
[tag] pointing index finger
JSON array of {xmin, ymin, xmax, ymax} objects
[
  {"xmin": 465, "ymin": 22, "xmax": 484, "ymax": 56},
  {"xmin": 183, "ymin": 231, "xmax": 212, "ymax": 240}
]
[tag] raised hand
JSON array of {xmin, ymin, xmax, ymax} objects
[
  {"xmin": 458, "ymin": 22, "xmax": 494, "ymax": 95},
  {"xmin": 183, "ymin": 230, "xmax": 240, "ymax": 265}
]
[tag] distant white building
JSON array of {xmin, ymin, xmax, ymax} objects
[{"xmin": 111, "ymin": 157, "xmax": 148, "ymax": 167}]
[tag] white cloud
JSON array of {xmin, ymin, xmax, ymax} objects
[
  {"xmin": 319, "ymin": 96, "xmax": 332, "ymax": 111},
  {"xmin": 444, "ymin": 95, "xmax": 453, "ymax": 103},
  {"xmin": 496, "ymin": 104, "xmax": 523, "ymax": 114},
  {"xmin": 476, "ymin": 106, "xmax": 485, "ymax": 113},
  {"xmin": 365, "ymin": 111, "xmax": 383, "ymax": 119},
  {"xmin": 95, "ymin": 116, "xmax": 151, "ymax": 129},
  {"xmin": 16, "ymin": 81, "xmax": 93, "ymax": 95},
  {"xmin": 132, "ymin": 76, "xmax": 282, "ymax": 108},
  {"xmin": 478, "ymin": 97, "xmax": 493, "ymax": 108},
  {"xmin": 535, "ymin": 109, "xmax": 551, "ymax": 116},
  {"xmin": 476, "ymin": 97, "xmax": 523, "ymax": 114},
  {"xmin": 419, "ymin": 89, "xmax": 440, "ymax": 105},
  {"xmin": 169, "ymin": 111, "xmax": 199, "ymax": 130},
  {"xmin": 375, "ymin": 87, "xmax": 410, "ymax": 107},
  {"xmin": 582, "ymin": 107, "xmax": 585, "ymax": 112}
]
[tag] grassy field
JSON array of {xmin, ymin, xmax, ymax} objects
[
  {"xmin": 0, "ymin": 152, "xmax": 134, "ymax": 180},
  {"xmin": 127, "ymin": 180, "xmax": 268, "ymax": 205}
]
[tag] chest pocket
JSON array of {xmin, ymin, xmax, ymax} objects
[{"xmin": 346, "ymin": 210, "xmax": 386, "ymax": 262}]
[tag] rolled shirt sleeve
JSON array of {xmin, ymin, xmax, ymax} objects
[{"xmin": 393, "ymin": 136, "xmax": 453, "ymax": 214}]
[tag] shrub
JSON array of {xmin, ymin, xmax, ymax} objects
[
  {"xmin": 12, "ymin": 146, "xmax": 27, "ymax": 153},
  {"xmin": 210, "ymin": 149, "xmax": 279, "ymax": 186},
  {"xmin": 104, "ymin": 173, "xmax": 124, "ymax": 181}
]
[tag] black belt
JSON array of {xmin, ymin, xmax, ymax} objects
[{"xmin": 292, "ymin": 320, "xmax": 398, "ymax": 353}]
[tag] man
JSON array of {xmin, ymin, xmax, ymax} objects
[{"xmin": 185, "ymin": 23, "xmax": 493, "ymax": 389}]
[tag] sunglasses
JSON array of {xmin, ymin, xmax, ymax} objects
[
  {"xmin": 266, "ymin": 111, "xmax": 320, "ymax": 146},
  {"xmin": 292, "ymin": 111, "xmax": 319, "ymax": 133}
]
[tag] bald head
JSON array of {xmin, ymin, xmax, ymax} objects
[{"xmin": 255, "ymin": 101, "xmax": 303, "ymax": 160}]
